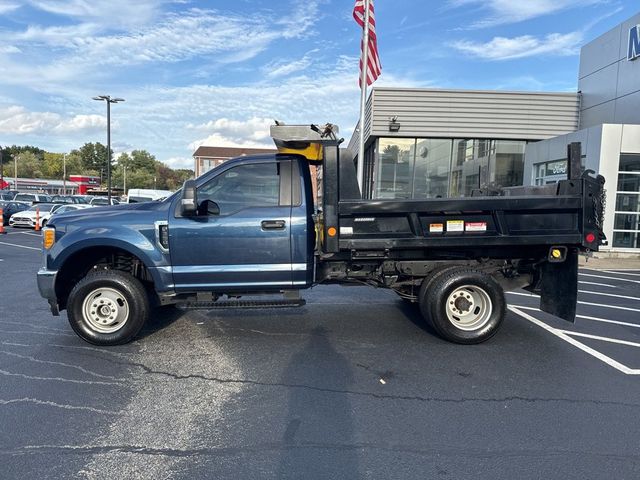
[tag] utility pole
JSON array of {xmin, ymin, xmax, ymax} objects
[
  {"xmin": 14, "ymin": 154, "xmax": 18, "ymax": 191},
  {"xmin": 123, "ymin": 164, "xmax": 127, "ymax": 195}
]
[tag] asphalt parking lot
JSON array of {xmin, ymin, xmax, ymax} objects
[{"xmin": 1, "ymin": 227, "xmax": 639, "ymax": 479}]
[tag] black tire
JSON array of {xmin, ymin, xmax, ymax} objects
[
  {"xmin": 419, "ymin": 268, "xmax": 505, "ymax": 344},
  {"xmin": 67, "ymin": 270, "xmax": 149, "ymax": 346}
]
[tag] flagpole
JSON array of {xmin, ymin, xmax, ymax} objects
[{"xmin": 357, "ymin": 0, "xmax": 371, "ymax": 195}]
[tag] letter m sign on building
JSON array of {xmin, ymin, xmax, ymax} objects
[{"xmin": 629, "ymin": 25, "xmax": 640, "ymax": 61}]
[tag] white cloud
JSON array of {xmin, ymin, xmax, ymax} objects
[
  {"xmin": 161, "ymin": 156, "xmax": 194, "ymax": 170},
  {"xmin": 27, "ymin": 0, "xmax": 160, "ymax": 28},
  {"xmin": 263, "ymin": 50, "xmax": 317, "ymax": 78},
  {"xmin": 450, "ymin": 32, "xmax": 583, "ymax": 60},
  {"xmin": 0, "ymin": 2, "xmax": 20, "ymax": 14},
  {"xmin": 448, "ymin": 0, "xmax": 605, "ymax": 28},
  {"xmin": 0, "ymin": 106, "xmax": 106, "ymax": 134},
  {"xmin": 187, "ymin": 117, "xmax": 275, "ymax": 152}
]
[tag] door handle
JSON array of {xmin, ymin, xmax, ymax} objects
[{"xmin": 261, "ymin": 219, "xmax": 286, "ymax": 230}]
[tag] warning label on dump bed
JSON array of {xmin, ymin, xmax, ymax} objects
[
  {"xmin": 429, "ymin": 223, "xmax": 444, "ymax": 233},
  {"xmin": 465, "ymin": 221, "xmax": 487, "ymax": 232},
  {"xmin": 446, "ymin": 220, "xmax": 464, "ymax": 232}
]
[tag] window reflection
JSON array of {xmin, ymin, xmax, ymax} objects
[{"xmin": 372, "ymin": 137, "xmax": 527, "ymax": 200}]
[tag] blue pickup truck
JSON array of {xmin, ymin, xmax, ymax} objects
[{"xmin": 38, "ymin": 124, "xmax": 606, "ymax": 346}]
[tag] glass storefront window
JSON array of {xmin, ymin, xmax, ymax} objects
[
  {"xmin": 617, "ymin": 173, "xmax": 640, "ymax": 192},
  {"xmin": 491, "ymin": 140, "xmax": 525, "ymax": 188},
  {"xmin": 534, "ymin": 159, "xmax": 568, "ymax": 185},
  {"xmin": 615, "ymin": 193, "xmax": 640, "ymax": 212},
  {"xmin": 613, "ymin": 232, "xmax": 640, "ymax": 249},
  {"xmin": 412, "ymin": 139, "xmax": 452, "ymax": 198},
  {"xmin": 613, "ymin": 154, "xmax": 640, "ymax": 249},
  {"xmin": 372, "ymin": 137, "xmax": 527, "ymax": 200},
  {"xmin": 450, "ymin": 139, "xmax": 490, "ymax": 197},
  {"xmin": 375, "ymin": 138, "xmax": 416, "ymax": 199},
  {"xmin": 619, "ymin": 154, "xmax": 640, "ymax": 172},
  {"xmin": 614, "ymin": 213, "xmax": 640, "ymax": 230}
]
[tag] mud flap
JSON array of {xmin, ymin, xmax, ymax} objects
[{"xmin": 539, "ymin": 250, "xmax": 578, "ymax": 322}]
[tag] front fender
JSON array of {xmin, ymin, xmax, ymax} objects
[{"xmin": 48, "ymin": 224, "xmax": 171, "ymax": 288}]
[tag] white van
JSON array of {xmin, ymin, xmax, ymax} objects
[{"xmin": 126, "ymin": 189, "xmax": 173, "ymax": 203}]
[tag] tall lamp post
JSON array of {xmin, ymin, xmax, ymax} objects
[{"xmin": 92, "ymin": 95, "xmax": 124, "ymax": 203}]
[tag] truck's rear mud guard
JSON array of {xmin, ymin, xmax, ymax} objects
[{"xmin": 537, "ymin": 250, "xmax": 578, "ymax": 322}]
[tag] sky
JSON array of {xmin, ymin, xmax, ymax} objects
[{"xmin": 0, "ymin": 0, "xmax": 638, "ymax": 170}]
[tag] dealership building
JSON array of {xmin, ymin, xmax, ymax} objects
[{"xmin": 349, "ymin": 11, "xmax": 640, "ymax": 253}]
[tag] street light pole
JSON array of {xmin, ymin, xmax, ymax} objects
[
  {"xmin": 92, "ymin": 95, "xmax": 125, "ymax": 203},
  {"xmin": 63, "ymin": 153, "xmax": 67, "ymax": 194},
  {"xmin": 14, "ymin": 154, "xmax": 18, "ymax": 191}
]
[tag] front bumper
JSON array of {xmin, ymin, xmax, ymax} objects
[
  {"xmin": 37, "ymin": 268, "xmax": 60, "ymax": 316},
  {"xmin": 10, "ymin": 218, "xmax": 36, "ymax": 227}
]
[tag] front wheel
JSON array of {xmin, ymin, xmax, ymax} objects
[
  {"xmin": 67, "ymin": 270, "xmax": 149, "ymax": 345},
  {"xmin": 419, "ymin": 268, "xmax": 506, "ymax": 344}
]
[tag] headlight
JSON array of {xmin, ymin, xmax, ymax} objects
[{"xmin": 43, "ymin": 226, "xmax": 55, "ymax": 250}]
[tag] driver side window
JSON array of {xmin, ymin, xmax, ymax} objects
[{"xmin": 198, "ymin": 162, "xmax": 280, "ymax": 215}]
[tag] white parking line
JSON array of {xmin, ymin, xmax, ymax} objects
[
  {"xmin": 556, "ymin": 330, "xmax": 640, "ymax": 348},
  {"xmin": 578, "ymin": 290, "xmax": 640, "ymax": 302},
  {"xmin": 506, "ymin": 291, "xmax": 640, "ymax": 313},
  {"xmin": 508, "ymin": 306, "xmax": 640, "ymax": 375},
  {"xmin": 20, "ymin": 232, "xmax": 41, "ymax": 237},
  {"xmin": 601, "ymin": 270, "xmax": 640, "ymax": 277},
  {"xmin": 578, "ymin": 281, "xmax": 617, "ymax": 288},
  {"xmin": 513, "ymin": 305, "xmax": 640, "ymax": 329},
  {"xmin": 0, "ymin": 241, "xmax": 39, "ymax": 251},
  {"xmin": 579, "ymin": 273, "xmax": 640, "ymax": 284}
]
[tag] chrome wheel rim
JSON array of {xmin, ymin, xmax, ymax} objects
[
  {"xmin": 445, "ymin": 285, "xmax": 492, "ymax": 331},
  {"xmin": 82, "ymin": 287, "xmax": 129, "ymax": 333}
]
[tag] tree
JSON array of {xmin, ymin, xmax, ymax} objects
[
  {"xmin": 72, "ymin": 142, "xmax": 112, "ymax": 176},
  {"xmin": 14, "ymin": 151, "xmax": 43, "ymax": 178},
  {"xmin": 129, "ymin": 150, "xmax": 156, "ymax": 173}
]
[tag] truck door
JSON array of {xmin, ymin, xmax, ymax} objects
[{"xmin": 169, "ymin": 158, "xmax": 295, "ymax": 291}]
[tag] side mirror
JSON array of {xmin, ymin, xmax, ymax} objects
[
  {"xmin": 201, "ymin": 199, "xmax": 220, "ymax": 216},
  {"xmin": 180, "ymin": 179, "xmax": 198, "ymax": 216}
]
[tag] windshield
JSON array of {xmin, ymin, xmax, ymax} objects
[{"xmin": 28, "ymin": 204, "xmax": 56, "ymax": 212}]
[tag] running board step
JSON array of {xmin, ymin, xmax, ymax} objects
[{"xmin": 177, "ymin": 299, "xmax": 306, "ymax": 310}]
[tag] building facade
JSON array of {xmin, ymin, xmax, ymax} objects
[
  {"xmin": 193, "ymin": 146, "xmax": 277, "ymax": 177},
  {"xmin": 349, "ymin": 88, "xmax": 579, "ymax": 200},
  {"xmin": 524, "ymin": 12, "xmax": 640, "ymax": 252}
]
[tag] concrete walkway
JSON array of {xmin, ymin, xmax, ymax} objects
[{"xmin": 579, "ymin": 253, "xmax": 640, "ymax": 270}]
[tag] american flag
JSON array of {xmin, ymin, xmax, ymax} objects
[{"xmin": 353, "ymin": 0, "xmax": 381, "ymax": 87}]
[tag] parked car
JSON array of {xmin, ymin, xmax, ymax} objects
[
  {"xmin": 0, "ymin": 200, "xmax": 30, "ymax": 223},
  {"xmin": 51, "ymin": 195, "xmax": 89, "ymax": 205},
  {"xmin": 89, "ymin": 197, "xmax": 120, "ymax": 206},
  {"xmin": 0, "ymin": 191, "xmax": 16, "ymax": 201},
  {"xmin": 50, "ymin": 204, "xmax": 92, "ymax": 215},
  {"xmin": 13, "ymin": 193, "xmax": 52, "ymax": 205},
  {"xmin": 126, "ymin": 189, "xmax": 173, "ymax": 203},
  {"xmin": 9, "ymin": 203, "xmax": 63, "ymax": 228}
]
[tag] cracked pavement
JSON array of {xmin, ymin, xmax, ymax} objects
[{"xmin": 1, "ymin": 232, "xmax": 640, "ymax": 479}]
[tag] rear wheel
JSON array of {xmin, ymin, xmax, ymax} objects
[
  {"xmin": 419, "ymin": 268, "xmax": 505, "ymax": 344},
  {"xmin": 67, "ymin": 270, "xmax": 149, "ymax": 345}
]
